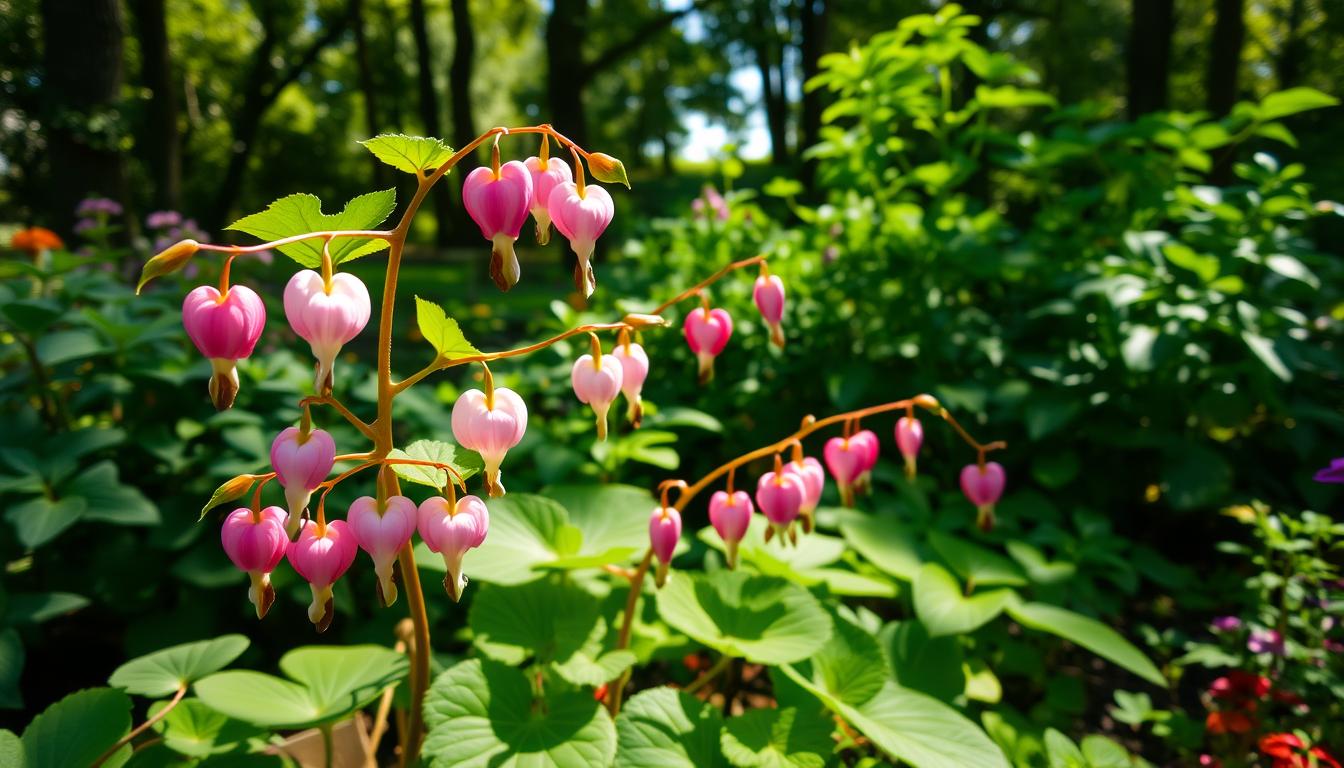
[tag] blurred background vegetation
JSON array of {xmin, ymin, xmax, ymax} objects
[{"xmin": 1, "ymin": 0, "xmax": 1342, "ymax": 763}]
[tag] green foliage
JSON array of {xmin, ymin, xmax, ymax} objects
[
  {"xmin": 388, "ymin": 438, "xmax": 484, "ymax": 489},
  {"xmin": 108, "ymin": 634, "xmax": 250, "ymax": 697},
  {"xmin": 360, "ymin": 134, "xmax": 456, "ymax": 175},
  {"xmin": 415, "ymin": 297, "xmax": 483, "ymax": 361},
  {"xmin": 228, "ymin": 190, "xmax": 396, "ymax": 268},
  {"xmin": 615, "ymin": 688, "xmax": 725, "ymax": 768},
  {"xmin": 21, "ymin": 688, "xmax": 132, "ymax": 768},
  {"xmin": 654, "ymin": 572, "xmax": 832, "ymax": 665}
]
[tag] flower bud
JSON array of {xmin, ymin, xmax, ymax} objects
[
  {"xmin": 781, "ymin": 456, "xmax": 825, "ymax": 533},
  {"xmin": 182, "ymin": 284, "xmax": 266, "ymax": 410},
  {"xmin": 287, "ymin": 519, "xmax": 358, "ymax": 632},
  {"xmin": 548, "ymin": 182, "xmax": 614, "ymax": 297},
  {"xmin": 611, "ymin": 342, "xmax": 649, "ymax": 428},
  {"xmin": 463, "ymin": 161, "xmax": 534, "ymax": 291},
  {"xmin": 451, "ymin": 388, "xmax": 527, "ymax": 497},
  {"xmin": 283, "ymin": 270, "xmax": 371, "ymax": 394},
  {"xmin": 621, "ymin": 313, "xmax": 666, "ymax": 330},
  {"xmin": 756, "ymin": 471, "xmax": 804, "ymax": 543},
  {"xmin": 348, "ymin": 495, "xmax": 418, "ymax": 607},
  {"xmin": 418, "ymin": 494, "xmax": 489, "ymax": 602},
  {"xmin": 270, "ymin": 427, "xmax": 337, "ymax": 536},
  {"xmin": 708, "ymin": 490, "xmax": 753, "ymax": 569},
  {"xmin": 682, "ymin": 307, "xmax": 733, "ymax": 384},
  {"xmin": 752, "ymin": 274, "xmax": 786, "ymax": 348},
  {"xmin": 585, "ymin": 152, "xmax": 630, "ymax": 188},
  {"xmin": 220, "ymin": 506, "xmax": 288, "ymax": 619},
  {"xmin": 572, "ymin": 345, "xmax": 623, "ymax": 440},
  {"xmin": 649, "ymin": 505, "xmax": 681, "ymax": 587},
  {"xmin": 523, "ymin": 155, "xmax": 572, "ymax": 245},
  {"xmin": 960, "ymin": 462, "xmax": 1006, "ymax": 532},
  {"xmin": 136, "ymin": 239, "xmax": 199, "ymax": 294},
  {"xmin": 895, "ymin": 417, "xmax": 923, "ymax": 479}
]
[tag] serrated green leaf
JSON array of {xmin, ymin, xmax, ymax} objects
[
  {"xmin": 360, "ymin": 134, "xmax": 455, "ymax": 174},
  {"xmin": 655, "ymin": 572, "xmax": 831, "ymax": 665},
  {"xmin": 415, "ymin": 297, "xmax": 482, "ymax": 361},
  {"xmin": 721, "ymin": 706, "xmax": 832, "ymax": 768},
  {"xmin": 616, "ymin": 688, "xmax": 725, "ymax": 768},
  {"xmin": 109, "ymin": 635, "xmax": 250, "ymax": 698},
  {"xmin": 22, "ymin": 688, "xmax": 132, "ymax": 768},
  {"xmin": 388, "ymin": 439, "xmax": 483, "ymax": 489},
  {"xmin": 228, "ymin": 190, "xmax": 395, "ymax": 268},
  {"xmin": 469, "ymin": 578, "xmax": 602, "ymax": 666}
]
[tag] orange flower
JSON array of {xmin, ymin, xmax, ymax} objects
[
  {"xmin": 11, "ymin": 227, "xmax": 64, "ymax": 254},
  {"xmin": 1205, "ymin": 710, "xmax": 1254, "ymax": 735}
]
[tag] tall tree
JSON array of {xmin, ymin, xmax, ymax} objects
[
  {"xmin": 1126, "ymin": 0, "xmax": 1175, "ymax": 118},
  {"xmin": 1277, "ymin": 0, "xmax": 1305, "ymax": 89},
  {"xmin": 352, "ymin": 0, "xmax": 388, "ymax": 188},
  {"xmin": 798, "ymin": 0, "xmax": 828, "ymax": 183},
  {"xmin": 449, "ymin": 0, "xmax": 478, "ymax": 165},
  {"xmin": 40, "ymin": 0, "xmax": 126, "ymax": 233},
  {"xmin": 131, "ymin": 0, "xmax": 181, "ymax": 210},
  {"xmin": 1207, "ymin": 0, "xmax": 1245, "ymax": 116},
  {"xmin": 408, "ymin": 0, "xmax": 452, "ymax": 247},
  {"xmin": 751, "ymin": 0, "xmax": 791, "ymax": 165}
]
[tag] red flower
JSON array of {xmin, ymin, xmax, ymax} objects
[
  {"xmin": 10, "ymin": 227, "xmax": 63, "ymax": 254},
  {"xmin": 1259, "ymin": 733, "xmax": 1342, "ymax": 768},
  {"xmin": 1206, "ymin": 710, "xmax": 1254, "ymax": 735},
  {"xmin": 1208, "ymin": 670, "xmax": 1271, "ymax": 700}
]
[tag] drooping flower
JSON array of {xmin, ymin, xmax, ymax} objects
[
  {"xmin": 752, "ymin": 273, "xmax": 786, "ymax": 348},
  {"xmin": 548, "ymin": 181, "xmax": 615, "ymax": 298},
  {"xmin": 649, "ymin": 505, "xmax": 681, "ymax": 587},
  {"xmin": 895, "ymin": 417, "xmax": 923, "ymax": 479},
  {"xmin": 682, "ymin": 306, "xmax": 732, "ymax": 384},
  {"xmin": 823, "ymin": 437, "xmax": 866, "ymax": 507},
  {"xmin": 1211, "ymin": 615, "xmax": 1243, "ymax": 632},
  {"xmin": 960, "ymin": 462, "xmax": 1006, "ymax": 531},
  {"xmin": 451, "ymin": 387, "xmax": 528, "ymax": 497},
  {"xmin": 283, "ymin": 269, "xmax": 372, "ymax": 394},
  {"xmin": 756, "ymin": 470, "xmax": 804, "ymax": 543},
  {"xmin": 463, "ymin": 160, "xmax": 534, "ymax": 291},
  {"xmin": 182, "ymin": 284, "xmax": 266, "ymax": 410},
  {"xmin": 1314, "ymin": 458, "xmax": 1344, "ymax": 484},
  {"xmin": 611, "ymin": 340, "xmax": 649, "ymax": 428},
  {"xmin": 523, "ymin": 155, "xmax": 572, "ymax": 245},
  {"xmin": 347, "ymin": 495, "xmax": 418, "ymax": 607},
  {"xmin": 1248, "ymin": 628, "xmax": 1286, "ymax": 656},
  {"xmin": 220, "ymin": 506, "xmax": 288, "ymax": 619},
  {"xmin": 709, "ymin": 490, "xmax": 753, "ymax": 568},
  {"xmin": 848, "ymin": 429, "xmax": 880, "ymax": 495},
  {"xmin": 418, "ymin": 494, "xmax": 489, "ymax": 602},
  {"xmin": 571, "ymin": 339, "xmax": 624, "ymax": 440},
  {"xmin": 781, "ymin": 456, "xmax": 825, "ymax": 532},
  {"xmin": 287, "ymin": 519, "xmax": 358, "ymax": 632},
  {"xmin": 270, "ymin": 426, "xmax": 337, "ymax": 536}
]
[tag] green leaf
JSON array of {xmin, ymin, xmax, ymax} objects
[
  {"xmin": 721, "ymin": 707, "xmax": 832, "ymax": 768},
  {"xmin": 543, "ymin": 484, "xmax": 653, "ymax": 564},
  {"xmin": 63, "ymin": 461, "xmax": 159, "ymax": 526},
  {"xmin": 1242, "ymin": 331, "xmax": 1292, "ymax": 382},
  {"xmin": 838, "ymin": 513, "xmax": 924, "ymax": 581},
  {"xmin": 388, "ymin": 439, "xmax": 483, "ymax": 489},
  {"xmin": 927, "ymin": 531, "xmax": 1026, "ymax": 587},
  {"xmin": 469, "ymin": 578, "xmax": 602, "ymax": 666},
  {"xmin": 655, "ymin": 572, "xmax": 831, "ymax": 665},
  {"xmin": 1258, "ymin": 87, "xmax": 1339, "ymax": 121},
  {"xmin": 422, "ymin": 659, "xmax": 616, "ymax": 767},
  {"xmin": 4, "ymin": 592, "xmax": 89, "ymax": 624},
  {"xmin": 195, "ymin": 645, "xmax": 407, "ymax": 729},
  {"xmin": 615, "ymin": 688, "xmax": 725, "ymax": 768},
  {"xmin": 1044, "ymin": 729, "xmax": 1085, "ymax": 768},
  {"xmin": 1005, "ymin": 601, "xmax": 1164, "ymax": 686},
  {"xmin": 883, "ymin": 621, "xmax": 965, "ymax": 704},
  {"xmin": 1161, "ymin": 243, "xmax": 1219, "ymax": 282},
  {"xmin": 109, "ymin": 635, "xmax": 250, "ymax": 698},
  {"xmin": 812, "ymin": 612, "xmax": 887, "ymax": 706},
  {"xmin": 360, "ymin": 134, "xmax": 455, "ymax": 174},
  {"xmin": 228, "ymin": 190, "xmax": 396, "ymax": 268},
  {"xmin": 419, "ymin": 494, "xmax": 570, "ymax": 584},
  {"xmin": 149, "ymin": 698, "xmax": 267, "ymax": 757},
  {"xmin": 0, "ymin": 630, "xmax": 24, "ymax": 709},
  {"xmin": 5, "ymin": 496, "xmax": 86, "ymax": 548},
  {"xmin": 778, "ymin": 665, "xmax": 1008, "ymax": 768},
  {"xmin": 415, "ymin": 297, "xmax": 482, "ymax": 361},
  {"xmin": 976, "ymin": 85, "xmax": 1057, "ymax": 109},
  {"xmin": 552, "ymin": 649, "xmax": 637, "ymax": 688},
  {"xmin": 36, "ymin": 329, "xmax": 109, "ymax": 366},
  {"xmin": 0, "ymin": 730, "xmax": 22, "ymax": 768},
  {"xmin": 1080, "ymin": 735, "xmax": 1132, "ymax": 768},
  {"xmin": 912, "ymin": 564, "xmax": 1014, "ymax": 637},
  {"xmin": 1004, "ymin": 542, "xmax": 1076, "ymax": 585},
  {"xmin": 22, "ymin": 688, "xmax": 133, "ymax": 768}
]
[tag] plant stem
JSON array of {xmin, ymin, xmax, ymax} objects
[
  {"xmin": 682, "ymin": 655, "xmax": 733, "ymax": 695},
  {"xmin": 321, "ymin": 723, "xmax": 334, "ymax": 768},
  {"xmin": 90, "ymin": 685, "xmax": 187, "ymax": 768},
  {"xmin": 607, "ymin": 548, "xmax": 654, "ymax": 716}
]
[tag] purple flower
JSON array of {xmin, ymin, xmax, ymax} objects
[
  {"xmin": 1314, "ymin": 457, "xmax": 1344, "ymax": 484},
  {"xmin": 1212, "ymin": 616, "xmax": 1243, "ymax": 632},
  {"xmin": 1325, "ymin": 639, "xmax": 1344, "ymax": 654},
  {"xmin": 1248, "ymin": 629, "xmax": 1285, "ymax": 655},
  {"xmin": 76, "ymin": 197, "xmax": 123, "ymax": 217},
  {"xmin": 73, "ymin": 218, "xmax": 99, "ymax": 235},
  {"xmin": 146, "ymin": 210, "xmax": 183, "ymax": 229}
]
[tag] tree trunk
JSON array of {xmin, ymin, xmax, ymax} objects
[
  {"xmin": 752, "ymin": 0, "xmax": 790, "ymax": 164},
  {"xmin": 798, "ymin": 0, "xmax": 828, "ymax": 188},
  {"xmin": 1277, "ymin": 0, "xmax": 1304, "ymax": 89},
  {"xmin": 546, "ymin": 0, "xmax": 589, "ymax": 148},
  {"xmin": 352, "ymin": 0, "xmax": 388, "ymax": 188},
  {"xmin": 1126, "ymin": 0, "xmax": 1174, "ymax": 118},
  {"xmin": 40, "ymin": 0, "xmax": 126, "ymax": 234},
  {"xmin": 449, "ymin": 0, "xmax": 477, "ymax": 168},
  {"xmin": 1206, "ymin": 0, "xmax": 1244, "ymax": 116},
  {"xmin": 409, "ymin": 0, "xmax": 452, "ymax": 247},
  {"xmin": 131, "ymin": 0, "xmax": 181, "ymax": 211}
]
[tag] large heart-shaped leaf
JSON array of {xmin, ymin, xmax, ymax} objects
[
  {"xmin": 419, "ymin": 494, "xmax": 574, "ymax": 584},
  {"xmin": 109, "ymin": 635, "xmax": 250, "ymax": 697},
  {"xmin": 148, "ymin": 698, "xmax": 267, "ymax": 757},
  {"xmin": 699, "ymin": 524, "xmax": 892, "ymax": 597},
  {"xmin": 912, "ymin": 564, "xmax": 1014, "ymax": 637},
  {"xmin": 882, "ymin": 621, "xmax": 965, "ymax": 703},
  {"xmin": 927, "ymin": 532, "xmax": 1026, "ymax": 587},
  {"xmin": 721, "ymin": 706, "xmax": 833, "ymax": 768},
  {"xmin": 1004, "ymin": 601, "xmax": 1164, "ymax": 686},
  {"xmin": 615, "ymin": 687, "xmax": 725, "ymax": 768},
  {"xmin": 1004, "ymin": 542, "xmax": 1076, "ymax": 585},
  {"xmin": 837, "ymin": 512, "xmax": 925, "ymax": 581},
  {"xmin": 470, "ymin": 577, "xmax": 602, "ymax": 666},
  {"xmin": 6, "ymin": 496, "xmax": 86, "ymax": 548},
  {"xmin": 655, "ymin": 572, "xmax": 831, "ymax": 665},
  {"xmin": 544, "ymin": 484, "xmax": 653, "ymax": 565},
  {"xmin": 63, "ymin": 461, "xmax": 160, "ymax": 525},
  {"xmin": 422, "ymin": 659, "xmax": 616, "ymax": 767},
  {"xmin": 195, "ymin": 645, "xmax": 407, "ymax": 729},
  {"xmin": 22, "ymin": 687, "xmax": 132, "ymax": 768}
]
